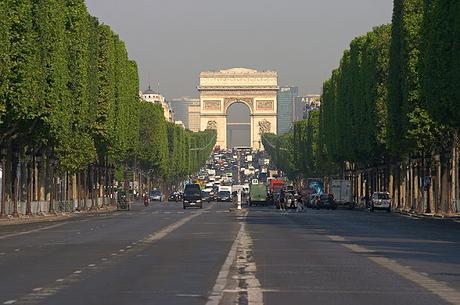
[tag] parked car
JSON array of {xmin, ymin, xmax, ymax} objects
[
  {"xmin": 149, "ymin": 189, "xmax": 164, "ymax": 202},
  {"xmin": 183, "ymin": 184, "xmax": 203, "ymax": 209},
  {"xmin": 370, "ymin": 192, "xmax": 391, "ymax": 212},
  {"xmin": 312, "ymin": 194, "xmax": 337, "ymax": 210}
]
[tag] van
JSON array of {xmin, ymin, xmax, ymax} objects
[{"xmin": 183, "ymin": 184, "xmax": 203, "ymax": 209}]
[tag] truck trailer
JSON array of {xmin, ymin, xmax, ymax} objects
[
  {"xmin": 330, "ymin": 179, "xmax": 354, "ymax": 209},
  {"xmin": 249, "ymin": 184, "xmax": 268, "ymax": 206}
]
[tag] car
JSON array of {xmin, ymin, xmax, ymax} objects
[
  {"xmin": 370, "ymin": 192, "xmax": 391, "ymax": 212},
  {"xmin": 183, "ymin": 184, "xmax": 203, "ymax": 209},
  {"xmin": 312, "ymin": 194, "xmax": 337, "ymax": 210},
  {"xmin": 149, "ymin": 189, "xmax": 164, "ymax": 202},
  {"xmin": 217, "ymin": 190, "xmax": 232, "ymax": 202},
  {"xmin": 201, "ymin": 190, "xmax": 213, "ymax": 202}
]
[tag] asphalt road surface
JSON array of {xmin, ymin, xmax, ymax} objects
[{"xmin": 1, "ymin": 202, "xmax": 460, "ymax": 305}]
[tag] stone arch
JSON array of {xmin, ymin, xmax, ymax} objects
[
  {"xmin": 223, "ymin": 98, "xmax": 254, "ymax": 115},
  {"xmin": 198, "ymin": 68, "xmax": 278, "ymax": 149},
  {"xmin": 226, "ymin": 101, "xmax": 251, "ymax": 148}
]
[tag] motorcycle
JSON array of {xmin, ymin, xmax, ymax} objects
[{"xmin": 143, "ymin": 195, "xmax": 149, "ymax": 207}]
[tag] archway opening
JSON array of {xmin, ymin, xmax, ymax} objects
[{"xmin": 226, "ymin": 102, "xmax": 251, "ymax": 148}]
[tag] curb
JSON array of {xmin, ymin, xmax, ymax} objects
[{"xmin": 394, "ymin": 209, "xmax": 460, "ymax": 221}]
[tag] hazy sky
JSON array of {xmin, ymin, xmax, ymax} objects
[{"xmin": 86, "ymin": 0, "xmax": 394, "ymax": 99}]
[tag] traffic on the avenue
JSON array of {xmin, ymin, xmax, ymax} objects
[
  {"xmin": 1, "ymin": 148, "xmax": 460, "ymax": 305},
  {"xmin": 2, "ymin": 0, "xmax": 460, "ymax": 304}
]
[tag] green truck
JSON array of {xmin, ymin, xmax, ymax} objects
[{"xmin": 249, "ymin": 184, "xmax": 268, "ymax": 206}]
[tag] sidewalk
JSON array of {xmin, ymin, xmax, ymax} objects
[
  {"xmin": 0, "ymin": 205, "xmax": 117, "ymax": 226},
  {"xmin": 352, "ymin": 202, "xmax": 460, "ymax": 221}
]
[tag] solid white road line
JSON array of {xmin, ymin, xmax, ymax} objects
[
  {"xmin": 206, "ymin": 217, "xmax": 264, "ymax": 305},
  {"xmin": 236, "ymin": 223, "xmax": 264, "ymax": 305},
  {"xmin": 206, "ymin": 223, "xmax": 244, "ymax": 305}
]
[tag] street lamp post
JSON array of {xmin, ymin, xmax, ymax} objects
[{"xmin": 237, "ymin": 149, "xmax": 242, "ymax": 210}]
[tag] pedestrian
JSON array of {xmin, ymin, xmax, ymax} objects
[
  {"xmin": 279, "ymin": 188, "xmax": 286, "ymax": 212},
  {"xmin": 296, "ymin": 194, "xmax": 304, "ymax": 212}
]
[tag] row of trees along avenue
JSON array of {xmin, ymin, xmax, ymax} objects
[
  {"xmin": 263, "ymin": 0, "xmax": 460, "ymax": 215},
  {"xmin": 0, "ymin": 0, "xmax": 216, "ymax": 217}
]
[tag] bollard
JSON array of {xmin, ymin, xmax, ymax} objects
[{"xmin": 237, "ymin": 190, "xmax": 242, "ymax": 210}]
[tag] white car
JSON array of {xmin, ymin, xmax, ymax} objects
[{"xmin": 370, "ymin": 192, "xmax": 391, "ymax": 212}]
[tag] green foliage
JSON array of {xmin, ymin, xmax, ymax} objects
[
  {"xmin": 321, "ymin": 25, "xmax": 392, "ymax": 168},
  {"xmin": 264, "ymin": 25, "xmax": 392, "ymax": 177},
  {"xmin": 1, "ymin": 0, "xmax": 41, "ymax": 141},
  {"xmin": 387, "ymin": 0, "xmax": 438, "ymax": 157},
  {"xmin": 0, "ymin": 0, "xmax": 10, "ymax": 119},
  {"xmin": 422, "ymin": 0, "xmax": 460, "ymax": 130},
  {"xmin": 138, "ymin": 101, "xmax": 168, "ymax": 177},
  {"xmin": 0, "ymin": 0, "xmax": 215, "ymax": 184},
  {"xmin": 262, "ymin": 132, "xmax": 295, "ymax": 178},
  {"xmin": 265, "ymin": 0, "xmax": 457, "ymax": 180}
]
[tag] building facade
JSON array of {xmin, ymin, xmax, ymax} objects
[
  {"xmin": 188, "ymin": 101, "xmax": 201, "ymax": 132},
  {"xmin": 169, "ymin": 97, "xmax": 199, "ymax": 129},
  {"xmin": 303, "ymin": 94, "xmax": 321, "ymax": 119},
  {"xmin": 294, "ymin": 94, "xmax": 321, "ymax": 121},
  {"xmin": 141, "ymin": 87, "xmax": 174, "ymax": 122},
  {"xmin": 277, "ymin": 86, "xmax": 298, "ymax": 135},
  {"xmin": 198, "ymin": 68, "xmax": 278, "ymax": 149}
]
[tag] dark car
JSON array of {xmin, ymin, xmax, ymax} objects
[
  {"xmin": 149, "ymin": 189, "xmax": 164, "ymax": 202},
  {"xmin": 183, "ymin": 184, "xmax": 203, "ymax": 209},
  {"xmin": 312, "ymin": 194, "xmax": 337, "ymax": 210},
  {"xmin": 201, "ymin": 190, "xmax": 212, "ymax": 202},
  {"xmin": 217, "ymin": 191, "xmax": 232, "ymax": 202}
]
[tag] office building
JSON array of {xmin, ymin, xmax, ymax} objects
[{"xmin": 277, "ymin": 86, "xmax": 298, "ymax": 135}]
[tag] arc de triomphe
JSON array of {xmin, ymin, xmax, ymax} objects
[{"xmin": 198, "ymin": 68, "xmax": 278, "ymax": 149}]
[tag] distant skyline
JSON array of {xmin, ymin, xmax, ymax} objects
[{"xmin": 86, "ymin": 0, "xmax": 393, "ymax": 99}]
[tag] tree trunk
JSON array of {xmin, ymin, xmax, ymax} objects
[
  {"xmin": 26, "ymin": 153, "xmax": 32, "ymax": 216},
  {"xmin": 48, "ymin": 158, "xmax": 55, "ymax": 214},
  {"xmin": 0, "ymin": 155, "xmax": 7, "ymax": 217},
  {"xmin": 12, "ymin": 149, "xmax": 19, "ymax": 218},
  {"xmin": 89, "ymin": 165, "xmax": 96, "ymax": 210},
  {"xmin": 451, "ymin": 133, "xmax": 458, "ymax": 213}
]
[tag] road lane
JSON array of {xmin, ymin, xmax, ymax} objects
[
  {"xmin": 33, "ymin": 202, "xmax": 239, "ymax": 305},
  {"xmin": 2, "ymin": 202, "xmax": 460, "ymax": 305},
  {"xmin": 0, "ymin": 202, "xmax": 211, "ymax": 303},
  {"xmin": 245, "ymin": 206, "xmax": 459, "ymax": 305}
]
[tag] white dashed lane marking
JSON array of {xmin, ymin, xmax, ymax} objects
[{"xmin": 5, "ymin": 204, "xmax": 216, "ymax": 305}]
